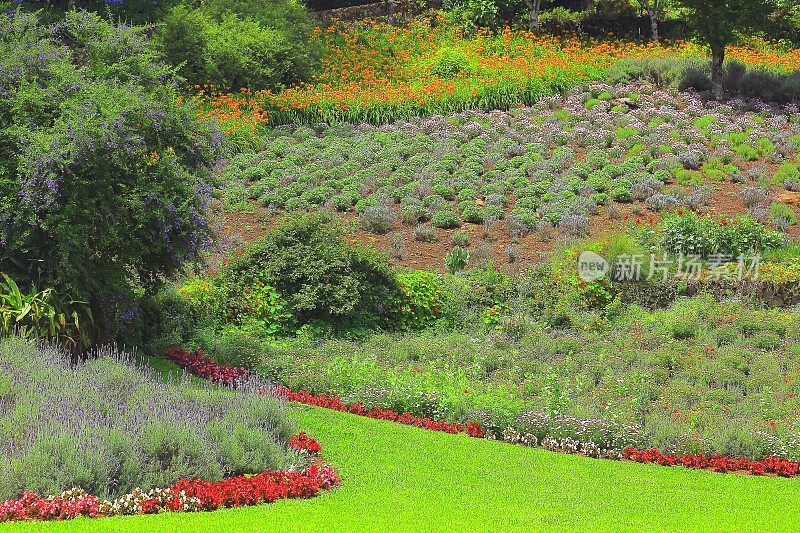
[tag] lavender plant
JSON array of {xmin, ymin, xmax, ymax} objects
[{"xmin": 0, "ymin": 337, "xmax": 295, "ymax": 500}]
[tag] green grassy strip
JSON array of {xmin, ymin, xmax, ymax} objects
[{"xmin": 4, "ymin": 403, "xmax": 800, "ymax": 532}]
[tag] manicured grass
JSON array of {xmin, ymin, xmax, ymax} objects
[{"xmin": 4, "ymin": 404, "xmax": 800, "ymax": 532}]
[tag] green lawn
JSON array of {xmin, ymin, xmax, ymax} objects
[{"xmin": 3, "ymin": 404, "xmax": 799, "ymax": 532}]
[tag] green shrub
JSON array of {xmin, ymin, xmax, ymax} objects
[
  {"xmin": 239, "ymin": 281, "xmax": 293, "ymax": 337},
  {"xmin": 661, "ymin": 211, "xmax": 784, "ymax": 257},
  {"xmin": 769, "ymin": 202, "xmax": 798, "ymax": 226},
  {"xmin": 209, "ymin": 325, "xmax": 266, "ymax": 368},
  {"xmin": 445, "ymin": 247, "xmax": 471, "ymax": 274},
  {"xmin": 447, "ymin": 0, "xmax": 501, "ymax": 31},
  {"xmin": 751, "ymin": 331, "xmax": 782, "ymax": 351},
  {"xmin": 673, "ymin": 169, "xmax": 704, "ymax": 186},
  {"xmin": 432, "ymin": 210, "xmax": 461, "ymax": 229},
  {"xmin": 774, "ymin": 162, "xmax": 800, "ymax": 186},
  {"xmin": 732, "ymin": 144, "xmax": 761, "ymax": 161},
  {"xmin": 158, "ymin": 0, "xmax": 321, "ymax": 91},
  {"xmin": 226, "ymin": 213, "xmax": 401, "ymax": 328},
  {"xmin": 430, "ymin": 46, "xmax": 474, "ymax": 77}
]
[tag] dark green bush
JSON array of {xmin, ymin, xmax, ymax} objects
[
  {"xmin": 157, "ymin": 0, "xmax": 321, "ymax": 91},
  {"xmin": 226, "ymin": 213, "xmax": 401, "ymax": 329},
  {"xmin": 0, "ymin": 12, "xmax": 220, "ymax": 335}
]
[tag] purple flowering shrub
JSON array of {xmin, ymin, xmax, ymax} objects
[
  {"xmin": 0, "ymin": 12, "xmax": 222, "ymax": 335},
  {"xmin": 0, "ymin": 336, "xmax": 295, "ymax": 500}
]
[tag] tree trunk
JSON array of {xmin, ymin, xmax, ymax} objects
[
  {"xmin": 711, "ymin": 45, "xmax": 725, "ymax": 99},
  {"xmin": 524, "ymin": 0, "xmax": 542, "ymax": 33},
  {"xmin": 647, "ymin": 7, "xmax": 659, "ymax": 44}
]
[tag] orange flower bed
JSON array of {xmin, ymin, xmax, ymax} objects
[{"xmin": 196, "ymin": 18, "xmax": 800, "ymax": 138}]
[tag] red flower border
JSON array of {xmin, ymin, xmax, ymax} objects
[
  {"xmin": 276, "ymin": 386, "xmax": 486, "ymax": 438},
  {"xmin": 165, "ymin": 347, "xmax": 249, "ymax": 385},
  {"xmin": 623, "ymin": 448, "xmax": 800, "ymax": 477}
]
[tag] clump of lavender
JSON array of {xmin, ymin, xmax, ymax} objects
[{"xmin": 0, "ymin": 338, "xmax": 295, "ymax": 500}]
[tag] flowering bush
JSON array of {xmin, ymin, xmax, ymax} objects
[
  {"xmin": 661, "ymin": 210, "xmax": 785, "ymax": 257},
  {"xmin": 0, "ymin": 12, "xmax": 221, "ymax": 335},
  {"xmin": 201, "ymin": 18, "xmax": 800, "ymax": 131},
  {"xmin": 394, "ymin": 270, "xmax": 448, "ymax": 330}
]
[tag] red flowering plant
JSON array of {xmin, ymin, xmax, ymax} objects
[
  {"xmin": 165, "ymin": 347, "xmax": 249, "ymax": 385},
  {"xmin": 622, "ymin": 448, "xmax": 800, "ymax": 477},
  {"xmin": 288, "ymin": 432, "xmax": 322, "ymax": 455}
]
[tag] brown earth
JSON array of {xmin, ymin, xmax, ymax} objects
[{"xmin": 215, "ymin": 180, "xmax": 800, "ymax": 273}]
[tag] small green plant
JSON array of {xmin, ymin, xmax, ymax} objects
[
  {"xmin": 774, "ymin": 163, "xmax": 800, "ymax": 186},
  {"xmin": 732, "ymin": 144, "xmax": 760, "ymax": 161},
  {"xmin": 452, "ymin": 230, "xmax": 470, "ymax": 248},
  {"xmin": 673, "ymin": 169, "xmax": 705, "ymax": 186},
  {"xmin": 445, "ymin": 247, "xmax": 470, "ymax": 274},
  {"xmin": 481, "ymin": 303, "xmax": 511, "ymax": 331},
  {"xmin": 430, "ymin": 45, "xmax": 473, "ymax": 78},
  {"xmin": 432, "ymin": 210, "xmax": 460, "ymax": 229},
  {"xmin": 240, "ymin": 280, "xmax": 293, "ymax": 337},
  {"xmin": 769, "ymin": 202, "xmax": 798, "ymax": 226}
]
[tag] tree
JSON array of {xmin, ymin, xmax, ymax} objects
[{"xmin": 674, "ymin": 0, "xmax": 777, "ymax": 97}]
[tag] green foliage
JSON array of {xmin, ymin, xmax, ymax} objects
[
  {"xmin": 257, "ymin": 295, "xmax": 800, "ymax": 460},
  {"xmin": 0, "ymin": 273, "xmax": 92, "ymax": 346},
  {"xmin": 674, "ymin": 0, "xmax": 776, "ymax": 52},
  {"xmin": 672, "ymin": 169, "xmax": 704, "ymax": 186},
  {"xmin": 207, "ymin": 325, "xmax": 266, "ymax": 369},
  {"xmin": 732, "ymin": 144, "xmax": 761, "ymax": 161},
  {"xmin": 395, "ymin": 271, "xmax": 449, "ymax": 330},
  {"xmin": 769, "ymin": 202, "xmax": 798, "ymax": 226},
  {"xmin": 240, "ymin": 280, "xmax": 293, "ymax": 337},
  {"xmin": 432, "ymin": 210, "xmax": 461, "ymax": 229},
  {"xmin": 226, "ymin": 213, "xmax": 400, "ymax": 329},
  {"xmin": 0, "ymin": 12, "xmax": 220, "ymax": 334},
  {"xmin": 447, "ymin": 0, "xmax": 502, "ymax": 31},
  {"xmin": 774, "ymin": 162, "xmax": 800, "ymax": 186},
  {"xmin": 445, "ymin": 247, "xmax": 471, "ymax": 274},
  {"xmin": 430, "ymin": 46, "xmax": 474, "ymax": 78},
  {"xmin": 157, "ymin": 0, "xmax": 321, "ymax": 91}
]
